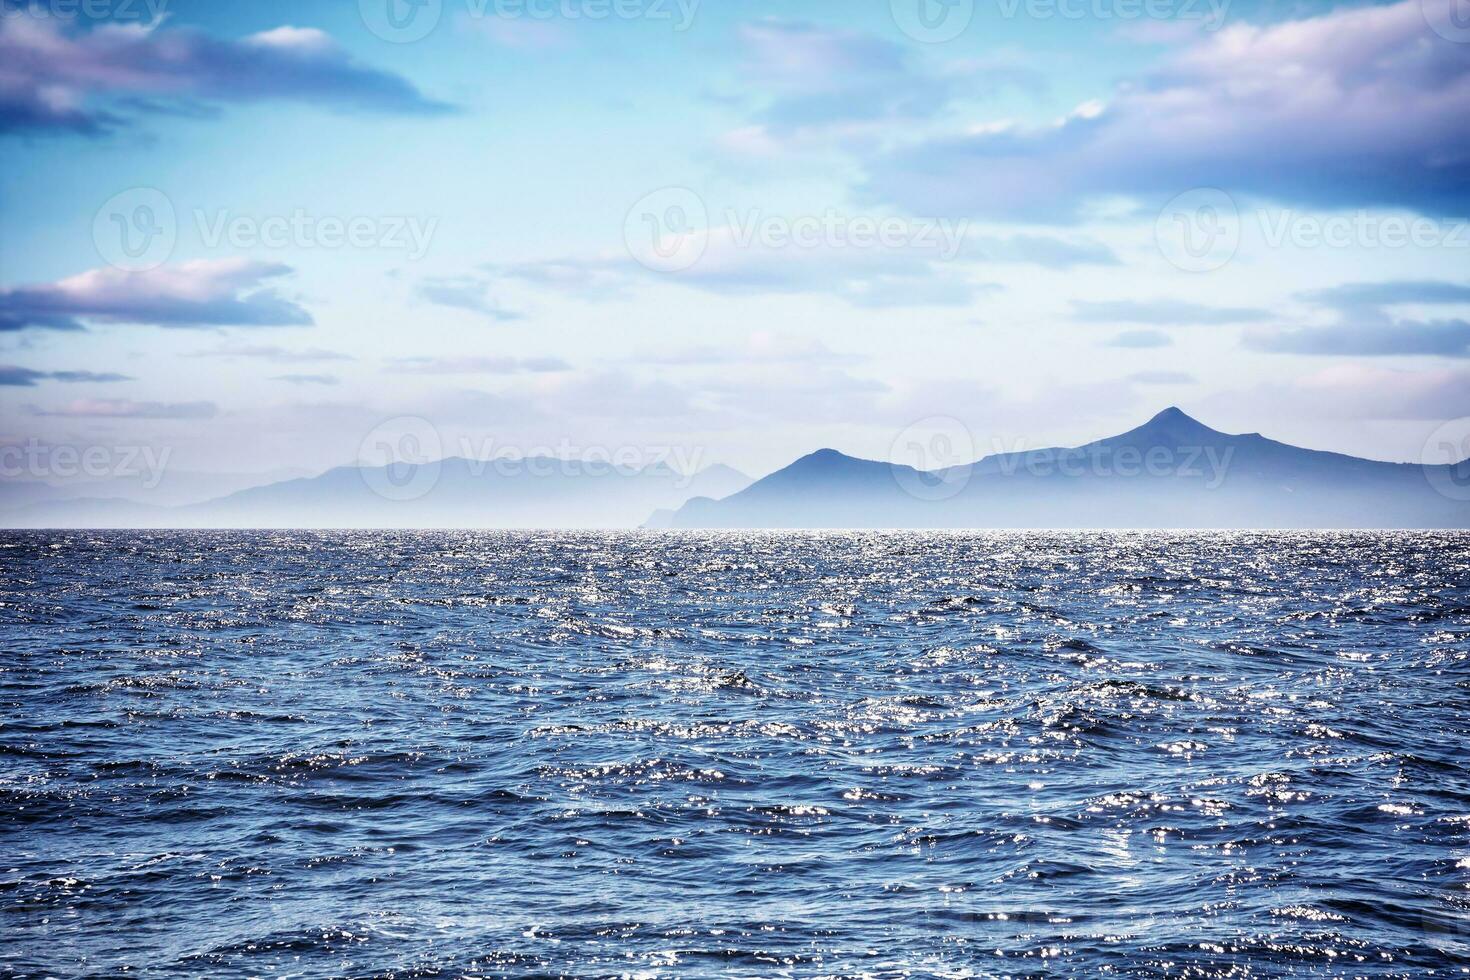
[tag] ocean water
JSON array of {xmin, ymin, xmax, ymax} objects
[{"xmin": 3, "ymin": 530, "xmax": 1469, "ymax": 979}]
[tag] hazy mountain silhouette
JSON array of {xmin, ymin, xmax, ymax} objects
[
  {"xmin": 666, "ymin": 408, "xmax": 1470, "ymax": 529},
  {"xmin": 2, "ymin": 459, "xmax": 751, "ymax": 529},
  {"xmin": 6, "ymin": 409, "xmax": 1467, "ymax": 528}
]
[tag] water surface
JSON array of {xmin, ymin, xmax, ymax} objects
[{"xmin": 3, "ymin": 531, "xmax": 1468, "ymax": 977}]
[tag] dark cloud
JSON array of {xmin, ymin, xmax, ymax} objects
[
  {"xmin": 1297, "ymin": 281, "xmax": 1470, "ymax": 310},
  {"xmin": 0, "ymin": 365, "xmax": 134, "ymax": 385},
  {"xmin": 0, "ymin": 260, "xmax": 312, "ymax": 331},
  {"xmin": 862, "ymin": 0, "xmax": 1470, "ymax": 220},
  {"xmin": 1245, "ymin": 320, "xmax": 1470, "ymax": 357},
  {"xmin": 0, "ymin": 16, "xmax": 453, "ymax": 136}
]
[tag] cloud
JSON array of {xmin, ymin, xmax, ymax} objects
[
  {"xmin": 1297, "ymin": 280, "xmax": 1470, "ymax": 310},
  {"xmin": 654, "ymin": 226, "xmax": 986, "ymax": 308},
  {"xmin": 971, "ymin": 234, "xmax": 1119, "ymax": 268},
  {"xmin": 465, "ymin": 14, "xmax": 572, "ymax": 50},
  {"xmin": 1219, "ymin": 364, "xmax": 1470, "ymax": 421},
  {"xmin": 1129, "ymin": 370, "xmax": 1196, "ymax": 385},
  {"xmin": 643, "ymin": 333, "xmax": 860, "ymax": 367},
  {"xmin": 0, "ymin": 365, "xmax": 132, "ymax": 386},
  {"xmin": 272, "ymin": 373, "xmax": 339, "ymax": 385},
  {"xmin": 863, "ymin": 0, "xmax": 1470, "ymax": 220},
  {"xmin": 28, "ymin": 398, "xmax": 217, "ymax": 419},
  {"xmin": 493, "ymin": 258, "xmax": 632, "ymax": 301},
  {"xmin": 0, "ymin": 260, "xmax": 312, "ymax": 332},
  {"xmin": 719, "ymin": 20, "xmax": 1037, "ymax": 159},
  {"xmin": 416, "ymin": 277, "xmax": 524, "ymax": 322},
  {"xmin": 737, "ymin": 19, "xmax": 936, "ymax": 137},
  {"xmin": 0, "ymin": 15, "xmax": 452, "ymax": 136},
  {"xmin": 388, "ymin": 355, "xmax": 571, "ymax": 374},
  {"xmin": 1246, "ymin": 278, "xmax": 1470, "ymax": 357},
  {"xmin": 1073, "ymin": 299, "xmax": 1271, "ymax": 325},
  {"xmin": 186, "ymin": 343, "xmax": 350, "ymax": 363},
  {"xmin": 1245, "ymin": 320, "xmax": 1470, "ymax": 357},
  {"xmin": 503, "ymin": 219, "xmax": 985, "ymax": 309},
  {"xmin": 1104, "ymin": 329, "xmax": 1172, "ymax": 348}
]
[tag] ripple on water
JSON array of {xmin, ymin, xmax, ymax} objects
[{"xmin": 2, "ymin": 529, "xmax": 1468, "ymax": 977}]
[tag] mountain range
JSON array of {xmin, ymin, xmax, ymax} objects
[
  {"xmin": 3, "ymin": 408, "xmax": 1467, "ymax": 529},
  {"xmin": 663, "ymin": 408, "xmax": 1470, "ymax": 529}
]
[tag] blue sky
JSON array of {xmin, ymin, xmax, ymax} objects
[{"xmin": 2, "ymin": 0, "xmax": 1468, "ymax": 480}]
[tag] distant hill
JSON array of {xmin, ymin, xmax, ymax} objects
[
  {"xmin": 2, "ymin": 459, "xmax": 751, "ymax": 529},
  {"xmin": 663, "ymin": 408, "xmax": 1470, "ymax": 529}
]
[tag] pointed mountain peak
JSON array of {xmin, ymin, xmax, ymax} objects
[
  {"xmin": 1140, "ymin": 406, "xmax": 1218, "ymax": 432},
  {"xmin": 1095, "ymin": 406, "xmax": 1230, "ymax": 450},
  {"xmin": 1148, "ymin": 406, "xmax": 1196, "ymax": 426}
]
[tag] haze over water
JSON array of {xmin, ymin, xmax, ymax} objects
[{"xmin": 4, "ymin": 530, "xmax": 1469, "ymax": 977}]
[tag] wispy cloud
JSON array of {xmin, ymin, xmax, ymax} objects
[
  {"xmin": 1104, "ymin": 330, "xmax": 1172, "ymax": 349},
  {"xmin": 1246, "ymin": 279, "xmax": 1470, "ymax": 357},
  {"xmin": 271, "ymin": 373, "xmax": 339, "ymax": 386},
  {"xmin": 1129, "ymin": 370, "xmax": 1196, "ymax": 385},
  {"xmin": 0, "ymin": 260, "xmax": 312, "ymax": 331},
  {"xmin": 0, "ymin": 365, "xmax": 132, "ymax": 386},
  {"xmin": 0, "ymin": 16, "xmax": 453, "ymax": 136},
  {"xmin": 387, "ymin": 355, "xmax": 570, "ymax": 374},
  {"xmin": 416, "ymin": 277, "xmax": 524, "ymax": 322},
  {"xmin": 186, "ymin": 344, "xmax": 350, "ymax": 363},
  {"xmin": 28, "ymin": 398, "xmax": 216, "ymax": 419},
  {"xmin": 1074, "ymin": 299, "xmax": 1271, "ymax": 325}
]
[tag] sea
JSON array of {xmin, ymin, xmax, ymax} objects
[{"xmin": 3, "ymin": 530, "xmax": 1469, "ymax": 978}]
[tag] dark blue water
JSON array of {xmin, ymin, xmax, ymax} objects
[{"xmin": 3, "ymin": 531, "xmax": 1469, "ymax": 978}]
